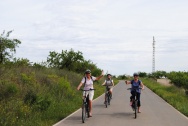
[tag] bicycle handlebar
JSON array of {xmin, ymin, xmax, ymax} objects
[
  {"xmin": 127, "ymin": 87, "xmax": 142, "ymax": 90},
  {"xmin": 80, "ymin": 88, "xmax": 96, "ymax": 91},
  {"xmin": 102, "ymin": 85, "xmax": 113, "ymax": 87}
]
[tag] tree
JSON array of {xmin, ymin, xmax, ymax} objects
[
  {"xmin": 47, "ymin": 49, "xmax": 84, "ymax": 71},
  {"xmin": 152, "ymin": 71, "xmax": 167, "ymax": 79},
  {"xmin": 59, "ymin": 49, "xmax": 84, "ymax": 70},
  {"xmin": 138, "ymin": 72, "xmax": 147, "ymax": 77},
  {"xmin": 0, "ymin": 30, "xmax": 21, "ymax": 64},
  {"xmin": 47, "ymin": 49, "xmax": 102, "ymax": 75},
  {"xmin": 117, "ymin": 75, "xmax": 128, "ymax": 80}
]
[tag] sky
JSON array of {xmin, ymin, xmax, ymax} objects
[{"xmin": 0, "ymin": 0, "xmax": 188, "ymax": 76}]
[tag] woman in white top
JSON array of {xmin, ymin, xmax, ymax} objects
[{"xmin": 77, "ymin": 69, "xmax": 104, "ymax": 117}]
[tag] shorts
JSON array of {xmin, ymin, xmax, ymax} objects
[
  {"xmin": 106, "ymin": 86, "xmax": 113, "ymax": 92},
  {"xmin": 83, "ymin": 90, "xmax": 94, "ymax": 100}
]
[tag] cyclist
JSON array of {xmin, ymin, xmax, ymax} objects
[
  {"xmin": 125, "ymin": 73, "xmax": 144, "ymax": 113},
  {"xmin": 77, "ymin": 69, "xmax": 104, "ymax": 117},
  {"xmin": 102, "ymin": 74, "xmax": 114, "ymax": 104}
]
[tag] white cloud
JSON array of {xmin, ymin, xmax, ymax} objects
[{"xmin": 1, "ymin": 0, "xmax": 188, "ymax": 75}]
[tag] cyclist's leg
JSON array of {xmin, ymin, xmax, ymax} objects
[
  {"xmin": 130, "ymin": 91, "xmax": 135, "ymax": 105},
  {"xmin": 136, "ymin": 92, "xmax": 141, "ymax": 106},
  {"xmin": 104, "ymin": 88, "xmax": 107, "ymax": 103},
  {"xmin": 88, "ymin": 90, "xmax": 94, "ymax": 116},
  {"xmin": 109, "ymin": 87, "xmax": 113, "ymax": 98},
  {"xmin": 136, "ymin": 92, "xmax": 141, "ymax": 112},
  {"xmin": 82, "ymin": 91, "xmax": 88, "ymax": 104}
]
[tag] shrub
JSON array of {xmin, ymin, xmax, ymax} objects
[
  {"xmin": 24, "ymin": 90, "xmax": 37, "ymax": 105},
  {"xmin": 0, "ymin": 81, "xmax": 18, "ymax": 99},
  {"xmin": 167, "ymin": 71, "xmax": 188, "ymax": 92},
  {"xmin": 34, "ymin": 95, "xmax": 51, "ymax": 111}
]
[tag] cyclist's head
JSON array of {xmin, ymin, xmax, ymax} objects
[
  {"xmin": 133, "ymin": 73, "xmax": 139, "ymax": 77},
  {"xmin": 85, "ymin": 69, "xmax": 91, "ymax": 74},
  {"xmin": 107, "ymin": 74, "xmax": 111, "ymax": 77}
]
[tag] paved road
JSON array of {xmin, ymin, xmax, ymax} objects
[{"xmin": 53, "ymin": 80, "xmax": 188, "ymax": 126}]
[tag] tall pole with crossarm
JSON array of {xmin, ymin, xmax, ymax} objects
[{"xmin": 152, "ymin": 36, "xmax": 155, "ymax": 73}]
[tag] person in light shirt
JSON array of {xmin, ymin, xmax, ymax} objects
[
  {"xmin": 77, "ymin": 69, "xmax": 104, "ymax": 117},
  {"xmin": 102, "ymin": 74, "xmax": 114, "ymax": 104}
]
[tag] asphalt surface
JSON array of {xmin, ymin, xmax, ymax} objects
[{"xmin": 53, "ymin": 80, "xmax": 188, "ymax": 126}]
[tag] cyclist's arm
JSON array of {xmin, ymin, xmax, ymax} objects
[
  {"xmin": 95, "ymin": 70, "xmax": 104, "ymax": 81},
  {"xmin": 96, "ymin": 75, "xmax": 103, "ymax": 80},
  {"xmin": 125, "ymin": 80, "xmax": 131, "ymax": 85},
  {"xmin": 102, "ymin": 80, "xmax": 106, "ymax": 86},
  {"xmin": 112, "ymin": 80, "xmax": 115, "ymax": 86},
  {"xmin": 77, "ymin": 82, "xmax": 83, "ymax": 90},
  {"xmin": 141, "ymin": 82, "xmax": 144, "ymax": 89}
]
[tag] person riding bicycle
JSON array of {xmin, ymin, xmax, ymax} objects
[
  {"xmin": 125, "ymin": 72, "xmax": 144, "ymax": 113},
  {"xmin": 77, "ymin": 69, "xmax": 104, "ymax": 117},
  {"xmin": 102, "ymin": 74, "xmax": 114, "ymax": 104}
]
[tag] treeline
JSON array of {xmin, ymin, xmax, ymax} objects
[
  {"xmin": 0, "ymin": 30, "xmax": 102, "ymax": 75},
  {"xmin": 148, "ymin": 71, "xmax": 188, "ymax": 93}
]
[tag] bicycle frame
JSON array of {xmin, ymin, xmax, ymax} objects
[
  {"xmin": 103, "ymin": 85, "xmax": 112, "ymax": 108},
  {"xmin": 106, "ymin": 87, "xmax": 111, "ymax": 108},
  {"xmin": 81, "ymin": 89, "xmax": 95, "ymax": 123},
  {"xmin": 127, "ymin": 87, "xmax": 142, "ymax": 119}
]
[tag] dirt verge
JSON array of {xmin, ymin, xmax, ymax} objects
[{"xmin": 157, "ymin": 78, "xmax": 172, "ymax": 86}]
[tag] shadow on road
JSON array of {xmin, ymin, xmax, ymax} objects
[
  {"xmin": 93, "ymin": 104, "xmax": 106, "ymax": 108},
  {"xmin": 111, "ymin": 112, "xmax": 133, "ymax": 119},
  {"xmin": 66, "ymin": 116, "xmax": 81, "ymax": 121}
]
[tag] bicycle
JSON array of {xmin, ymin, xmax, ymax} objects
[
  {"xmin": 103, "ymin": 85, "xmax": 112, "ymax": 108},
  {"xmin": 80, "ymin": 88, "xmax": 95, "ymax": 123},
  {"xmin": 127, "ymin": 87, "xmax": 142, "ymax": 119}
]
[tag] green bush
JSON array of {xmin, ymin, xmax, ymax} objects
[
  {"xmin": 0, "ymin": 81, "xmax": 18, "ymax": 99},
  {"xmin": 34, "ymin": 95, "xmax": 51, "ymax": 111},
  {"xmin": 167, "ymin": 71, "xmax": 188, "ymax": 92},
  {"xmin": 24, "ymin": 90, "xmax": 37, "ymax": 105}
]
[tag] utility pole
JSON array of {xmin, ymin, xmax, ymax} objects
[
  {"xmin": 0, "ymin": 39, "xmax": 2, "ymax": 64},
  {"xmin": 152, "ymin": 36, "xmax": 155, "ymax": 73}
]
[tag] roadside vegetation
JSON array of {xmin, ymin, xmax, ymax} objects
[
  {"xmin": 0, "ymin": 30, "xmax": 118, "ymax": 126},
  {"xmin": 0, "ymin": 64, "xmax": 118, "ymax": 126},
  {"xmin": 167, "ymin": 71, "xmax": 188, "ymax": 95},
  {"xmin": 142, "ymin": 78, "xmax": 188, "ymax": 117}
]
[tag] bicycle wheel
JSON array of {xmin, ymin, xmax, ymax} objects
[
  {"xmin": 134, "ymin": 100, "xmax": 137, "ymax": 119},
  {"xmin": 82, "ymin": 104, "xmax": 86, "ymax": 123},
  {"xmin": 105, "ymin": 93, "xmax": 108, "ymax": 108}
]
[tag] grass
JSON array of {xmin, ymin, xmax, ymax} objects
[
  {"xmin": 0, "ymin": 65, "xmax": 119, "ymax": 126},
  {"xmin": 142, "ymin": 78, "xmax": 188, "ymax": 117}
]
